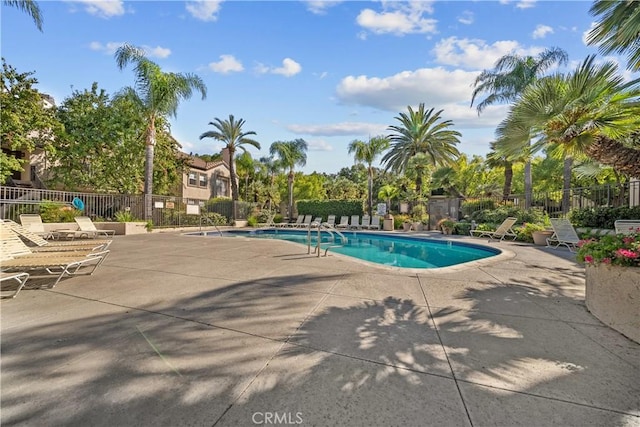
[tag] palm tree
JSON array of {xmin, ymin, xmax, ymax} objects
[
  {"xmin": 269, "ymin": 139, "xmax": 308, "ymax": 219},
  {"xmin": 471, "ymin": 47, "xmax": 568, "ymax": 208},
  {"xmin": 199, "ymin": 115, "xmax": 260, "ymax": 203},
  {"xmin": 382, "ymin": 104, "xmax": 461, "ymax": 193},
  {"xmin": 377, "ymin": 185, "xmax": 399, "ymax": 214},
  {"xmin": 497, "ymin": 55, "xmax": 640, "ymax": 209},
  {"xmin": 587, "ymin": 0, "xmax": 640, "ymax": 71},
  {"xmin": 236, "ymin": 151, "xmax": 256, "ymax": 201},
  {"xmin": 486, "ymin": 140, "xmax": 514, "ymax": 201},
  {"xmin": 4, "ymin": 0, "xmax": 42, "ymax": 31},
  {"xmin": 348, "ymin": 135, "xmax": 389, "ymax": 216},
  {"xmin": 115, "ymin": 44, "xmax": 207, "ymax": 219}
]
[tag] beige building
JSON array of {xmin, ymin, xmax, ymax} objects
[{"xmin": 177, "ymin": 152, "xmax": 234, "ymax": 203}]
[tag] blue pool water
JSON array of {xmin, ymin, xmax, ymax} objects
[{"xmin": 195, "ymin": 229, "xmax": 500, "ymax": 269}]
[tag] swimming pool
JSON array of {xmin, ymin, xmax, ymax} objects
[{"xmin": 195, "ymin": 229, "xmax": 500, "ymax": 269}]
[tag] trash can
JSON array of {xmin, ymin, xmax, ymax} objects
[{"xmin": 383, "ymin": 214, "xmax": 394, "ymax": 231}]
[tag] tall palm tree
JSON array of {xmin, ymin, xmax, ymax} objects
[
  {"xmin": 348, "ymin": 135, "xmax": 389, "ymax": 216},
  {"xmin": 115, "ymin": 43, "xmax": 207, "ymax": 219},
  {"xmin": 471, "ymin": 47, "xmax": 568, "ymax": 208},
  {"xmin": 382, "ymin": 104, "xmax": 461, "ymax": 193},
  {"xmin": 4, "ymin": 0, "xmax": 42, "ymax": 31},
  {"xmin": 199, "ymin": 114, "xmax": 260, "ymax": 202},
  {"xmin": 486, "ymin": 140, "xmax": 514, "ymax": 201},
  {"xmin": 497, "ymin": 55, "xmax": 640, "ymax": 207},
  {"xmin": 235, "ymin": 151, "xmax": 256, "ymax": 201},
  {"xmin": 587, "ymin": 0, "xmax": 640, "ymax": 71},
  {"xmin": 269, "ymin": 139, "xmax": 308, "ymax": 219}
]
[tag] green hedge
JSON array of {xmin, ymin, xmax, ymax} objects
[
  {"xmin": 296, "ymin": 200, "xmax": 363, "ymax": 221},
  {"xmin": 569, "ymin": 206, "xmax": 640, "ymax": 229}
]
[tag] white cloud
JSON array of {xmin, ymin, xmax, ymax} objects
[
  {"xmin": 89, "ymin": 41, "xmax": 171, "ymax": 59},
  {"xmin": 532, "ymin": 24, "xmax": 553, "ymax": 39},
  {"xmin": 186, "ymin": 0, "xmax": 223, "ymax": 22},
  {"xmin": 67, "ymin": 0, "xmax": 125, "ymax": 18},
  {"xmin": 287, "ymin": 122, "xmax": 388, "ymax": 137},
  {"xmin": 516, "ymin": 0, "xmax": 536, "ymax": 9},
  {"xmin": 208, "ymin": 54, "xmax": 244, "ymax": 73},
  {"xmin": 335, "ymin": 67, "xmax": 509, "ymax": 128},
  {"xmin": 432, "ymin": 36, "xmax": 542, "ymax": 69},
  {"xmin": 457, "ymin": 10, "xmax": 474, "ymax": 25},
  {"xmin": 307, "ymin": 139, "xmax": 334, "ymax": 151},
  {"xmin": 356, "ymin": 1, "xmax": 437, "ymax": 36},
  {"xmin": 304, "ymin": 1, "xmax": 342, "ymax": 15},
  {"xmin": 256, "ymin": 58, "xmax": 302, "ymax": 77}
]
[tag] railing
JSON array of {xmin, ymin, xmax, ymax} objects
[
  {"xmin": 307, "ymin": 220, "xmax": 347, "ymax": 257},
  {"xmin": 0, "ymin": 186, "xmax": 253, "ymax": 229}
]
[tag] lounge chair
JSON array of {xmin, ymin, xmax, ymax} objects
[
  {"xmin": 2, "ymin": 220, "xmax": 111, "ymax": 252},
  {"xmin": 297, "ymin": 215, "xmax": 313, "ymax": 228},
  {"xmin": 546, "ymin": 218, "xmax": 580, "ymax": 252},
  {"xmin": 614, "ymin": 220, "xmax": 640, "ymax": 235},
  {"xmin": 336, "ymin": 216, "xmax": 349, "ymax": 229},
  {"xmin": 1, "ymin": 271, "xmax": 29, "ymax": 298},
  {"xmin": 0, "ymin": 227, "xmax": 110, "ymax": 288},
  {"xmin": 470, "ymin": 217, "xmax": 518, "ymax": 241},
  {"xmin": 349, "ymin": 215, "xmax": 361, "ymax": 230},
  {"xmin": 19, "ymin": 214, "xmax": 55, "ymax": 240},
  {"xmin": 367, "ymin": 216, "xmax": 381, "ymax": 230},
  {"xmin": 282, "ymin": 216, "xmax": 304, "ymax": 228},
  {"xmin": 74, "ymin": 216, "xmax": 116, "ymax": 238},
  {"xmin": 323, "ymin": 215, "xmax": 336, "ymax": 228},
  {"xmin": 361, "ymin": 215, "xmax": 371, "ymax": 229}
]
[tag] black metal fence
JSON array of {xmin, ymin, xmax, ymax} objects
[{"xmin": 0, "ymin": 187, "xmax": 253, "ymax": 228}]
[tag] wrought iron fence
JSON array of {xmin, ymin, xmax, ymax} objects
[{"xmin": 0, "ymin": 187, "xmax": 253, "ymax": 228}]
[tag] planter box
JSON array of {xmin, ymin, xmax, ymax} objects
[
  {"xmin": 586, "ymin": 264, "xmax": 640, "ymax": 344},
  {"xmin": 532, "ymin": 230, "xmax": 554, "ymax": 246}
]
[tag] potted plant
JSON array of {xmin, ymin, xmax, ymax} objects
[
  {"xmin": 518, "ymin": 222, "xmax": 551, "ymax": 245},
  {"xmin": 410, "ymin": 205, "xmax": 427, "ymax": 232},
  {"xmin": 437, "ymin": 218, "xmax": 456, "ymax": 235},
  {"xmin": 577, "ymin": 233, "xmax": 640, "ymax": 343}
]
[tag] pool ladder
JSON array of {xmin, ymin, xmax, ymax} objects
[
  {"xmin": 307, "ymin": 221, "xmax": 347, "ymax": 257},
  {"xmin": 199, "ymin": 215, "xmax": 223, "ymax": 236}
]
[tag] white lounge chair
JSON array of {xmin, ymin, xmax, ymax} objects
[
  {"xmin": 336, "ymin": 216, "xmax": 349, "ymax": 229},
  {"xmin": 470, "ymin": 217, "xmax": 518, "ymax": 241},
  {"xmin": 323, "ymin": 215, "xmax": 336, "ymax": 228},
  {"xmin": 281, "ymin": 216, "xmax": 304, "ymax": 228},
  {"xmin": 349, "ymin": 215, "xmax": 361, "ymax": 230},
  {"xmin": 614, "ymin": 220, "xmax": 640, "ymax": 235},
  {"xmin": 1, "ymin": 226, "xmax": 110, "ymax": 288},
  {"xmin": 547, "ymin": 218, "xmax": 580, "ymax": 252},
  {"xmin": 2, "ymin": 220, "xmax": 111, "ymax": 252},
  {"xmin": 1, "ymin": 271, "xmax": 29, "ymax": 299},
  {"xmin": 367, "ymin": 216, "xmax": 381, "ymax": 230},
  {"xmin": 74, "ymin": 216, "xmax": 116, "ymax": 238},
  {"xmin": 19, "ymin": 214, "xmax": 55, "ymax": 240},
  {"xmin": 361, "ymin": 215, "xmax": 371, "ymax": 229}
]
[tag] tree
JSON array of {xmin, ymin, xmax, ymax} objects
[
  {"xmin": 497, "ymin": 55, "xmax": 640, "ymax": 205},
  {"xmin": 587, "ymin": 0, "xmax": 640, "ymax": 71},
  {"xmin": 471, "ymin": 47, "xmax": 568, "ymax": 208},
  {"xmin": 0, "ymin": 59, "xmax": 60, "ymax": 183},
  {"xmin": 382, "ymin": 104, "xmax": 461, "ymax": 193},
  {"xmin": 348, "ymin": 135, "xmax": 389, "ymax": 216},
  {"xmin": 377, "ymin": 185, "xmax": 399, "ymax": 214},
  {"xmin": 4, "ymin": 0, "xmax": 42, "ymax": 31},
  {"xmin": 199, "ymin": 114, "xmax": 260, "ymax": 203},
  {"xmin": 115, "ymin": 43, "xmax": 207, "ymax": 219},
  {"xmin": 269, "ymin": 139, "xmax": 308, "ymax": 218},
  {"xmin": 236, "ymin": 151, "xmax": 256, "ymax": 201}
]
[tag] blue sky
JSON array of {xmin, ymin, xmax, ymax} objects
[{"xmin": 2, "ymin": 0, "xmax": 626, "ymax": 174}]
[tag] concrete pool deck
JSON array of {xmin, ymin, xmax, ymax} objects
[{"xmin": 1, "ymin": 230, "xmax": 638, "ymax": 426}]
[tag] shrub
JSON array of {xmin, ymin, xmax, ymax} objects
[
  {"xmin": 569, "ymin": 206, "xmax": 640, "ymax": 229},
  {"xmin": 453, "ymin": 221, "xmax": 471, "ymax": 236},
  {"xmin": 247, "ymin": 216, "xmax": 258, "ymax": 227},
  {"xmin": 394, "ymin": 214, "xmax": 410, "ymax": 229},
  {"xmin": 297, "ymin": 199, "xmax": 363, "ymax": 221},
  {"xmin": 471, "ymin": 206, "xmax": 547, "ymax": 225},
  {"xmin": 39, "ymin": 200, "xmax": 81, "ymax": 222},
  {"xmin": 515, "ymin": 222, "xmax": 547, "ymax": 243},
  {"xmin": 273, "ymin": 214, "xmax": 284, "ymax": 224},
  {"xmin": 114, "ymin": 210, "xmax": 138, "ymax": 222},
  {"xmin": 461, "ymin": 199, "xmax": 497, "ymax": 217}
]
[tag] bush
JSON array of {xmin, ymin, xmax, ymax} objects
[
  {"xmin": 394, "ymin": 214, "xmax": 410, "ymax": 229},
  {"xmin": 296, "ymin": 199, "xmax": 363, "ymax": 221},
  {"xmin": 273, "ymin": 214, "xmax": 284, "ymax": 224},
  {"xmin": 453, "ymin": 221, "xmax": 471, "ymax": 236},
  {"xmin": 577, "ymin": 233, "xmax": 640, "ymax": 267},
  {"xmin": 247, "ymin": 216, "xmax": 259, "ymax": 227},
  {"xmin": 114, "ymin": 210, "xmax": 139, "ymax": 222},
  {"xmin": 39, "ymin": 200, "xmax": 81, "ymax": 222},
  {"xmin": 461, "ymin": 199, "xmax": 497, "ymax": 217},
  {"xmin": 515, "ymin": 222, "xmax": 547, "ymax": 243},
  {"xmin": 569, "ymin": 206, "xmax": 640, "ymax": 229},
  {"xmin": 471, "ymin": 206, "xmax": 546, "ymax": 225}
]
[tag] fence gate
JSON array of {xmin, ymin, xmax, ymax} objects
[{"xmin": 427, "ymin": 197, "xmax": 460, "ymax": 231}]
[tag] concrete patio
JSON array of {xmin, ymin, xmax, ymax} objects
[{"xmin": 1, "ymin": 230, "xmax": 639, "ymax": 426}]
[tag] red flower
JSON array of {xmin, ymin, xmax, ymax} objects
[
  {"xmin": 615, "ymin": 249, "xmax": 639, "ymax": 259},
  {"xmin": 584, "ymin": 255, "xmax": 594, "ymax": 264}
]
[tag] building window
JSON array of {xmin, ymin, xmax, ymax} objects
[
  {"xmin": 199, "ymin": 173, "xmax": 207, "ymax": 187},
  {"xmin": 188, "ymin": 171, "xmax": 197, "ymax": 186},
  {"xmin": 215, "ymin": 177, "xmax": 229, "ymax": 197}
]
